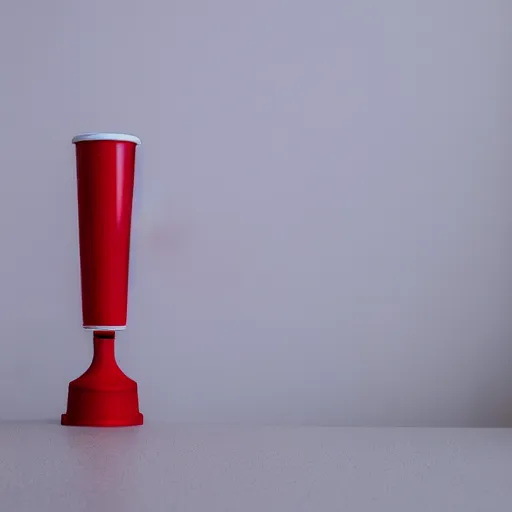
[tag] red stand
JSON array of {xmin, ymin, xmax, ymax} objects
[{"xmin": 61, "ymin": 331, "xmax": 143, "ymax": 427}]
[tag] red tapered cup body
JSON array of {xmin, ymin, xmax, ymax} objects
[{"xmin": 73, "ymin": 133, "xmax": 141, "ymax": 330}]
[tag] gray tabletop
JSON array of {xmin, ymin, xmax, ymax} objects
[{"xmin": 1, "ymin": 423, "xmax": 510, "ymax": 511}]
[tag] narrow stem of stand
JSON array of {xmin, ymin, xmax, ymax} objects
[{"xmin": 91, "ymin": 331, "xmax": 117, "ymax": 369}]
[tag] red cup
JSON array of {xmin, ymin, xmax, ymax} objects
[{"xmin": 72, "ymin": 133, "xmax": 141, "ymax": 330}]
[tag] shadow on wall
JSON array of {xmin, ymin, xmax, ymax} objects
[
  {"xmin": 469, "ymin": 262, "xmax": 512, "ymax": 427},
  {"xmin": 471, "ymin": 334, "xmax": 512, "ymax": 427}
]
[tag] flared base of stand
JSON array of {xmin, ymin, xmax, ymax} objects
[
  {"xmin": 62, "ymin": 331, "xmax": 143, "ymax": 428},
  {"xmin": 61, "ymin": 412, "xmax": 143, "ymax": 428}
]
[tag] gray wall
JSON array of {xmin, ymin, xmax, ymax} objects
[{"xmin": 0, "ymin": 0, "xmax": 511, "ymax": 426}]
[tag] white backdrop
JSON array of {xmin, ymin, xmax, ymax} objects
[{"xmin": 0, "ymin": 0, "xmax": 511, "ymax": 426}]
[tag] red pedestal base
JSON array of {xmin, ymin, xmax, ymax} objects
[{"xmin": 62, "ymin": 331, "xmax": 143, "ymax": 427}]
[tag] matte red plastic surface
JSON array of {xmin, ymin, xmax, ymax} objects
[
  {"xmin": 75, "ymin": 140, "xmax": 137, "ymax": 328},
  {"xmin": 61, "ymin": 332, "xmax": 143, "ymax": 427}
]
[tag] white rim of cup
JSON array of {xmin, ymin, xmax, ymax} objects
[
  {"xmin": 72, "ymin": 133, "xmax": 141, "ymax": 145},
  {"xmin": 83, "ymin": 326, "xmax": 127, "ymax": 331}
]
